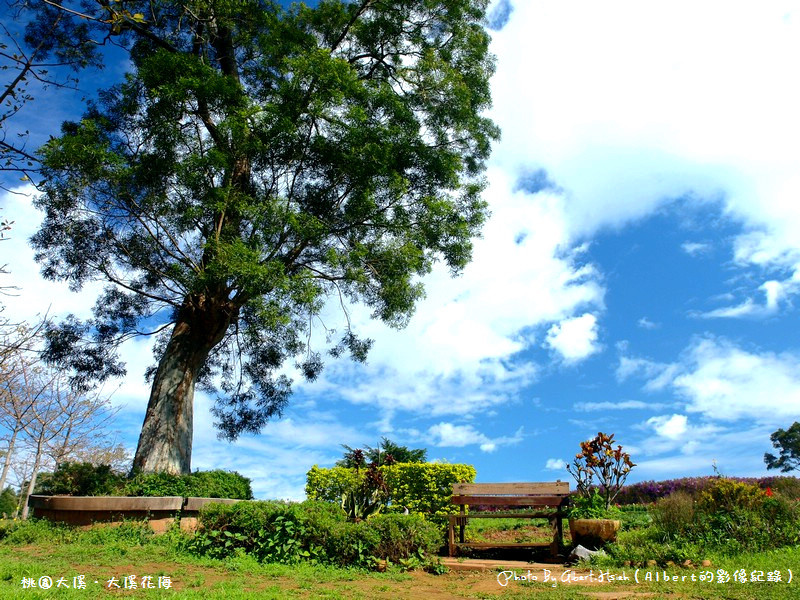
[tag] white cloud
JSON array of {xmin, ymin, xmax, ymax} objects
[
  {"xmin": 637, "ymin": 317, "xmax": 659, "ymax": 330},
  {"xmin": 699, "ymin": 279, "xmax": 794, "ymax": 319},
  {"xmin": 624, "ymin": 337, "xmax": 800, "ymax": 424},
  {"xmin": 544, "ymin": 313, "xmax": 601, "ymax": 363},
  {"xmin": 674, "ymin": 338, "xmax": 800, "ymax": 422},
  {"xmin": 616, "ymin": 356, "xmax": 680, "ymax": 391},
  {"xmin": 545, "ymin": 458, "xmax": 566, "ymax": 471},
  {"xmin": 426, "ymin": 422, "xmax": 523, "ymax": 453},
  {"xmin": 489, "ymin": 1, "xmax": 800, "ymax": 315},
  {"xmin": 681, "ymin": 242, "xmax": 711, "ymax": 256},
  {"xmin": 575, "ymin": 400, "xmax": 665, "ymax": 412},
  {"xmin": 294, "ymin": 171, "xmax": 604, "ymax": 420},
  {"xmin": 647, "ymin": 414, "xmax": 688, "ymax": 439}
]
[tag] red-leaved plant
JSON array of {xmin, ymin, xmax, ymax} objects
[{"xmin": 566, "ymin": 431, "xmax": 636, "ymax": 510}]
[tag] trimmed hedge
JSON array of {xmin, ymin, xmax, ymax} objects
[
  {"xmin": 186, "ymin": 500, "xmax": 442, "ymax": 566},
  {"xmin": 305, "ymin": 462, "xmax": 476, "ymax": 526},
  {"xmin": 35, "ymin": 462, "xmax": 253, "ymax": 500},
  {"xmin": 125, "ymin": 469, "xmax": 253, "ymax": 499}
]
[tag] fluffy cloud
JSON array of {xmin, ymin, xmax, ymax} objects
[
  {"xmin": 295, "ymin": 170, "xmax": 604, "ymax": 420},
  {"xmin": 674, "ymin": 338, "xmax": 800, "ymax": 422},
  {"xmin": 681, "ymin": 242, "xmax": 711, "ymax": 256},
  {"xmin": 426, "ymin": 422, "xmax": 523, "ymax": 453},
  {"xmin": 622, "ymin": 337, "xmax": 800, "ymax": 424},
  {"xmin": 544, "ymin": 313, "xmax": 601, "ymax": 363},
  {"xmin": 488, "ymin": 0, "xmax": 800, "ymax": 316},
  {"xmin": 647, "ymin": 414, "xmax": 688, "ymax": 440},
  {"xmin": 637, "ymin": 317, "xmax": 659, "ymax": 330},
  {"xmin": 545, "ymin": 458, "xmax": 566, "ymax": 471}
]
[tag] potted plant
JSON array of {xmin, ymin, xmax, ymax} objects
[
  {"xmin": 565, "ymin": 431, "xmax": 636, "ymax": 548},
  {"xmin": 567, "ymin": 489, "xmax": 622, "ymax": 548}
]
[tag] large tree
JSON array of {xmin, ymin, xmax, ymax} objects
[
  {"xmin": 0, "ymin": 0, "xmax": 102, "ymax": 188},
  {"xmin": 31, "ymin": 0, "xmax": 499, "ymax": 474}
]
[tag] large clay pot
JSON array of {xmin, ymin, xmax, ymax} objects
[{"xmin": 569, "ymin": 518, "xmax": 621, "ymax": 549}]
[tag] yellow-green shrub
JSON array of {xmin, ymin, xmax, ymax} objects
[
  {"xmin": 305, "ymin": 462, "xmax": 476, "ymax": 527},
  {"xmin": 305, "ymin": 466, "xmax": 362, "ymax": 503},
  {"xmin": 697, "ymin": 479, "xmax": 765, "ymax": 514}
]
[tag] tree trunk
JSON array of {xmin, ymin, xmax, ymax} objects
[
  {"xmin": 131, "ymin": 296, "xmax": 235, "ymax": 475},
  {"xmin": 0, "ymin": 427, "xmax": 19, "ymax": 492},
  {"xmin": 21, "ymin": 435, "xmax": 44, "ymax": 520}
]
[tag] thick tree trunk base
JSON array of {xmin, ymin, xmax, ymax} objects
[{"xmin": 132, "ymin": 297, "xmax": 234, "ymax": 475}]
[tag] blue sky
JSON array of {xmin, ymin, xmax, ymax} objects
[{"xmin": 3, "ymin": 0, "xmax": 800, "ymax": 499}]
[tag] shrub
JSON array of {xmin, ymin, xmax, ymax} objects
[
  {"xmin": 305, "ymin": 466, "xmax": 361, "ymax": 503},
  {"xmin": 567, "ymin": 489, "xmax": 622, "ymax": 519},
  {"xmin": 185, "ymin": 499, "xmax": 442, "ymax": 567},
  {"xmin": 33, "ymin": 465, "xmax": 253, "ymax": 499},
  {"xmin": 368, "ymin": 513, "xmax": 442, "ymax": 562},
  {"xmin": 306, "ymin": 462, "xmax": 476, "ymax": 528},
  {"xmin": 693, "ymin": 479, "xmax": 799, "ymax": 554},
  {"xmin": 381, "ymin": 463, "xmax": 476, "ymax": 522},
  {"xmin": 645, "ymin": 480, "xmax": 800, "ymax": 555},
  {"xmin": 614, "ymin": 475, "xmax": 800, "ymax": 505},
  {"xmin": 649, "ymin": 491, "xmax": 695, "ymax": 542},
  {"xmin": 35, "ymin": 463, "xmax": 127, "ymax": 496},
  {"xmin": 697, "ymin": 479, "xmax": 764, "ymax": 514},
  {"xmin": 124, "ymin": 470, "xmax": 252, "ymax": 499},
  {"xmin": 0, "ymin": 488, "xmax": 18, "ymax": 517}
]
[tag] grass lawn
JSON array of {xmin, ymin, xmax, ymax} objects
[{"xmin": 0, "ymin": 518, "xmax": 798, "ymax": 599}]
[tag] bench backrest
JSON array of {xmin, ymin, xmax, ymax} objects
[{"xmin": 451, "ymin": 481, "xmax": 570, "ymax": 507}]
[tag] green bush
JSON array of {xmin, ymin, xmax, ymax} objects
[
  {"xmin": 35, "ymin": 463, "xmax": 127, "ymax": 496},
  {"xmin": 646, "ymin": 480, "xmax": 799, "ymax": 555},
  {"xmin": 0, "ymin": 488, "xmax": 18, "ymax": 517},
  {"xmin": 185, "ymin": 499, "xmax": 442, "ymax": 567},
  {"xmin": 697, "ymin": 479, "xmax": 764, "ymax": 514},
  {"xmin": 125, "ymin": 470, "xmax": 253, "ymax": 499},
  {"xmin": 306, "ymin": 462, "xmax": 476, "ymax": 528},
  {"xmin": 305, "ymin": 466, "xmax": 361, "ymax": 503},
  {"xmin": 649, "ymin": 491, "xmax": 695, "ymax": 542},
  {"xmin": 367, "ymin": 513, "xmax": 442, "ymax": 562},
  {"xmin": 33, "ymin": 464, "xmax": 252, "ymax": 499}
]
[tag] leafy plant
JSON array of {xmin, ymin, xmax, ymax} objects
[
  {"xmin": 124, "ymin": 470, "xmax": 252, "ymax": 499},
  {"xmin": 567, "ymin": 431, "xmax": 636, "ymax": 509},
  {"xmin": 306, "ymin": 461, "xmax": 476, "ymax": 528},
  {"xmin": 341, "ymin": 463, "xmax": 387, "ymax": 522},
  {"xmin": 649, "ymin": 491, "xmax": 695, "ymax": 541},
  {"xmin": 35, "ymin": 462, "xmax": 126, "ymax": 496},
  {"xmin": 184, "ymin": 500, "xmax": 440, "ymax": 568},
  {"xmin": 643, "ymin": 479, "xmax": 800, "ymax": 555},
  {"xmin": 567, "ymin": 490, "xmax": 622, "ymax": 519}
]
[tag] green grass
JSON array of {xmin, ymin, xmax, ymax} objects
[{"xmin": 1, "ymin": 516, "xmax": 799, "ymax": 599}]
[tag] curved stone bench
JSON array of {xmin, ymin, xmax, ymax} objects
[{"xmin": 27, "ymin": 495, "xmax": 243, "ymax": 533}]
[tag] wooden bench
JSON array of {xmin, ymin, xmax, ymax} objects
[{"xmin": 448, "ymin": 482, "xmax": 570, "ymax": 558}]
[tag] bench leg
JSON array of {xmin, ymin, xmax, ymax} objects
[
  {"xmin": 556, "ymin": 510, "xmax": 564, "ymax": 549},
  {"xmin": 459, "ymin": 505, "xmax": 466, "ymax": 543},
  {"xmin": 448, "ymin": 516, "xmax": 455, "ymax": 557},
  {"xmin": 550, "ymin": 515, "xmax": 559, "ymax": 558}
]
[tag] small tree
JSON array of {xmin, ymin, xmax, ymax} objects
[
  {"xmin": 566, "ymin": 431, "xmax": 636, "ymax": 510},
  {"xmin": 337, "ymin": 437, "xmax": 427, "ymax": 468},
  {"xmin": 764, "ymin": 422, "xmax": 800, "ymax": 473},
  {"xmin": 366, "ymin": 437, "xmax": 427, "ymax": 465}
]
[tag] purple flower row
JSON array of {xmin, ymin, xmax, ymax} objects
[{"xmin": 607, "ymin": 475, "xmax": 800, "ymax": 505}]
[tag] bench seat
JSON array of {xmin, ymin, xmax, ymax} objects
[{"xmin": 448, "ymin": 482, "xmax": 570, "ymax": 558}]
